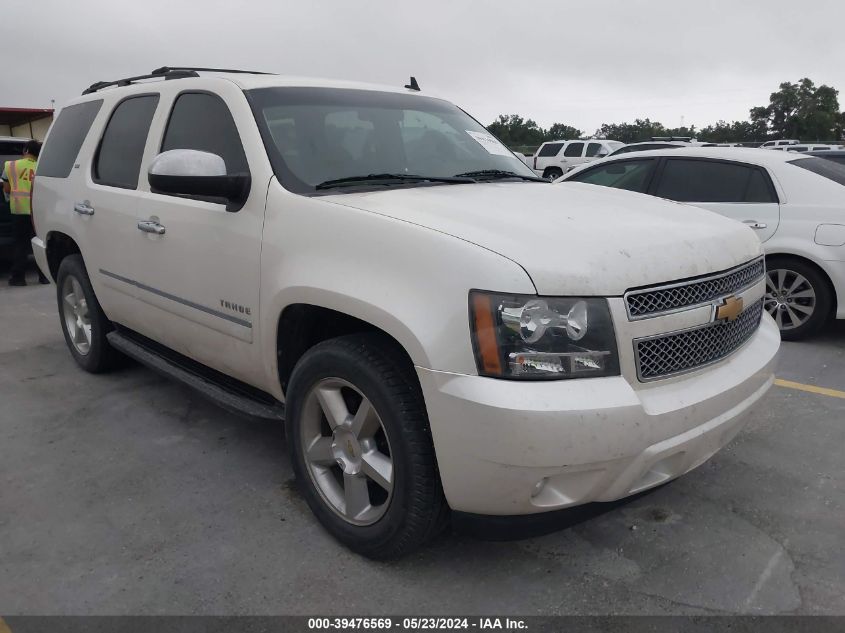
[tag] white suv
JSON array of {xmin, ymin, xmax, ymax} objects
[
  {"xmin": 532, "ymin": 139, "xmax": 623, "ymax": 180},
  {"xmin": 33, "ymin": 67, "xmax": 779, "ymax": 558}
]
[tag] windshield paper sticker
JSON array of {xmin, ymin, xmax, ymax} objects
[{"xmin": 466, "ymin": 130, "xmax": 512, "ymax": 156}]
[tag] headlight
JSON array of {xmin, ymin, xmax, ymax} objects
[{"xmin": 469, "ymin": 291, "xmax": 620, "ymax": 380}]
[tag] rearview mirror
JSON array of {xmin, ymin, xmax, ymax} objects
[{"xmin": 148, "ymin": 149, "xmax": 250, "ymax": 211}]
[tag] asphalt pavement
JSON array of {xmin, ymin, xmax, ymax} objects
[{"xmin": 1, "ymin": 264, "xmax": 843, "ymax": 615}]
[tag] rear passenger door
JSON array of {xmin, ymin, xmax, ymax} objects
[
  {"xmin": 560, "ymin": 141, "xmax": 585, "ymax": 171},
  {"xmin": 86, "ymin": 94, "xmax": 160, "ymax": 319},
  {"xmin": 129, "ymin": 83, "xmax": 273, "ymax": 388},
  {"xmin": 651, "ymin": 158, "xmax": 781, "ymax": 242}
]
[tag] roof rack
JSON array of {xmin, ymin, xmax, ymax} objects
[{"xmin": 82, "ymin": 66, "xmax": 275, "ymax": 95}]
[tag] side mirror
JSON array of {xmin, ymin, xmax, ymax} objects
[{"xmin": 148, "ymin": 149, "xmax": 250, "ymax": 210}]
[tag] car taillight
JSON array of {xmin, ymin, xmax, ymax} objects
[{"xmin": 533, "ymin": 155, "xmax": 537, "ymax": 170}]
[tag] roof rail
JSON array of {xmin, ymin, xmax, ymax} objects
[
  {"xmin": 82, "ymin": 68, "xmax": 198, "ymax": 95},
  {"xmin": 82, "ymin": 66, "xmax": 276, "ymax": 95},
  {"xmin": 150, "ymin": 66, "xmax": 275, "ymax": 76}
]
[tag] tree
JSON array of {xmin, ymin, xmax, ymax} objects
[
  {"xmin": 546, "ymin": 123, "xmax": 582, "ymax": 141},
  {"xmin": 486, "ymin": 114, "xmax": 546, "ymax": 148},
  {"xmin": 594, "ymin": 118, "xmax": 667, "ymax": 144},
  {"xmin": 697, "ymin": 119, "xmax": 767, "ymax": 143},
  {"xmin": 751, "ymin": 78, "xmax": 842, "ymax": 141}
]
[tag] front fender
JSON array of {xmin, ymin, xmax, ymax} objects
[{"xmin": 257, "ymin": 180, "xmax": 536, "ymax": 400}]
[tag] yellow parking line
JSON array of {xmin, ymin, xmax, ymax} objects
[
  {"xmin": 0, "ymin": 616, "xmax": 12, "ymax": 633},
  {"xmin": 775, "ymin": 378, "xmax": 845, "ymax": 400}
]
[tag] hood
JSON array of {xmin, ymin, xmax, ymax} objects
[{"xmin": 321, "ymin": 182, "xmax": 763, "ymax": 296}]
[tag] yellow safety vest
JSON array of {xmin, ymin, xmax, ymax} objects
[{"xmin": 4, "ymin": 156, "xmax": 37, "ymax": 215}]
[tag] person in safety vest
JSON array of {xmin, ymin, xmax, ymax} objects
[{"xmin": 2, "ymin": 140, "xmax": 49, "ymax": 286}]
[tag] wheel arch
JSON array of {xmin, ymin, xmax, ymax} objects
[
  {"xmin": 765, "ymin": 252, "xmax": 838, "ymax": 315},
  {"xmin": 274, "ymin": 299, "xmax": 426, "ymax": 397},
  {"xmin": 45, "ymin": 231, "xmax": 82, "ymax": 281}
]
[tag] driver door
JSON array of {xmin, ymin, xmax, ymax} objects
[{"xmin": 128, "ymin": 82, "xmax": 273, "ymax": 388}]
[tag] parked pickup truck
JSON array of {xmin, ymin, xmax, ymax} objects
[{"xmin": 33, "ymin": 67, "xmax": 780, "ymax": 558}]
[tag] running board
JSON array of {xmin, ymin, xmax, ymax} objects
[{"xmin": 106, "ymin": 330, "xmax": 285, "ymax": 422}]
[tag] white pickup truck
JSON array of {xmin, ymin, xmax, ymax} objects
[{"xmin": 32, "ymin": 67, "xmax": 780, "ymax": 558}]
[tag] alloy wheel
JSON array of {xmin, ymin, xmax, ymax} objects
[
  {"xmin": 764, "ymin": 268, "xmax": 816, "ymax": 331},
  {"xmin": 300, "ymin": 378, "xmax": 394, "ymax": 526},
  {"xmin": 61, "ymin": 274, "xmax": 92, "ymax": 355}
]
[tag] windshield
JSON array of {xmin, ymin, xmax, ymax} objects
[{"xmin": 246, "ymin": 87, "xmax": 536, "ymax": 193}]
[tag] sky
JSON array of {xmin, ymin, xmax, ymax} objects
[{"xmin": 4, "ymin": 0, "xmax": 845, "ymax": 134}]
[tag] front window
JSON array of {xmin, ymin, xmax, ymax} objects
[
  {"xmin": 247, "ymin": 87, "xmax": 536, "ymax": 194},
  {"xmin": 568, "ymin": 159, "xmax": 656, "ymax": 194}
]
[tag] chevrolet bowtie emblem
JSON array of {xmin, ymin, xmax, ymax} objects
[{"xmin": 715, "ymin": 295, "xmax": 744, "ymax": 322}]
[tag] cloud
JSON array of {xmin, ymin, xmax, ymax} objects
[{"xmin": 6, "ymin": 0, "xmax": 844, "ymax": 132}]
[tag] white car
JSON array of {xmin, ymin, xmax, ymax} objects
[
  {"xmin": 532, "ymin": 139, "xmax": 623, "ymax": 180},
  {"xmin": 33, "ymin": 67, "xmax": 778, "ymax": 558},
  {"xmin": 560, "ymin": 147, "xmax": 845, "ymax": 339},
  {"xmin": 761, "ymin": 139, "xmax": 800, "ymax": 148},
  {"xmin": 784, "ymin": 144, "xmax": 843, "ymax": 153}
]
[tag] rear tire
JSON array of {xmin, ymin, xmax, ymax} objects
[
  {"xmin": 544, "ymin": 167, "xmax": 563, "ymax": 181},
  {"xmin": 765, "ymin": 256, "xmax": 832, "ymax": 341},
  {"xmin": 56, "ymin": 254, "xmax": 122, "ymax": 372},
  {"xmin": 286, "ymin": 333, "xmax": 448, "ymax": 559}
]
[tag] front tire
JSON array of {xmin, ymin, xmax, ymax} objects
[
  {"xmin": 286, "ymin": 333, "xmax": 447, "ymax": 559},
  {"xmin": 764, "ymin": 256, "xmax": 832, "ymax": 341},
  {"xmin": 56, "ymin": 254, "xmax": 122, "ymax": 372}
]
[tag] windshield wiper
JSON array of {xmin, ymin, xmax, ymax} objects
[
  {"xmin": 315, "ymin": 173, "xmax": 474, "ymax": 190},
  {"xmin": 453, "ymin": 169, "xmax": 546, "ymax": 182}
]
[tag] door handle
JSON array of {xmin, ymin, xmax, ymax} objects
[
  {"xmin": 137, "ymin": 220, "xmax": 166, "ymax": 235},
  {"xmin": 743, "ymin": 220, "xmax": 767, "ymax": 230},
  {"xmin": 73, "ymin": 201, "xmax": 95, "ymax": 216}
]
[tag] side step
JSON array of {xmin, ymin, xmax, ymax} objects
[{"xmin": 106, "ymin": 330, "xmax": 285, "ymax": 421}]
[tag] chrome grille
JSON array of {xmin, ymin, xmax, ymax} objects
[
  {"xmin": 634, "ymin": 300, "xmax": 764, "ymax": 381},
  {"xmin": 625, "ymin": 258, "xmax": 765, "ymax": 319}
]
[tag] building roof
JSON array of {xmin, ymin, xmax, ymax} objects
[{"xmin": 0, "ymin": 107, "xmax": 54, "ymax": 128}]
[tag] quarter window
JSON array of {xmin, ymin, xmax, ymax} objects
[
  {"xmin": 94, "ymin": 95, "xmax": 159, "ymax": 189},
  {"xmin": 585, "ymin": 142, "xmax": 603, "ymax": 157},
  {"xmin": 564, "ymin": 142, "xmax": 584, "ymax": 157},
  {"xmin": 655, "ymin": 159, "xmax": 776, "ymax": 203},
  {"xmin": 37, "ymin": 100, "xmax": 103, "ymax": 178},
  {"xmin": 162, "ymin": 92, "xmax": 249, "ymax": 175},
  {"xmin": 569, "ymin": 159, "xmax": 656, "ymax": 193}
]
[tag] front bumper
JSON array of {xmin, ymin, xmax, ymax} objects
[{"xmin": 417, "ymin": 313, "xmax": 779, "ymax": 515}]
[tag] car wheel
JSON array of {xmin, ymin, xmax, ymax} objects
[
  {"xmin": 764, "ymin": 257, "xmax": 831, "ymax": 341},
  {"xmin": 56, "ymin": 254, "xmax": 122, "ymax": 372},
  {"xmin": 544, "ymin": 167, "xmax": 563, "ymax": 181},
  {"xmin": 286, "ymin": 333, "xmax": 448, "ymax": 559}
]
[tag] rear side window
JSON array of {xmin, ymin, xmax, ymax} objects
[
  {"xmin": 789, "ymin": 157, "xmax": 845, "ymax": 186},
  {"xmin": 655, "ymin": 159, "xmax": 776, "ymax": 203},
  {"xmin": 0, "ymin": 141, "xmax": 25, "ymax": 155},
  {"xmin": 564, "ymin": 142, "xmax": 584, "ymax": 157},
  {"xmin": 537, "ymin": 142, "xmax": 563, "ymax": 157},
  {"xmin": 37, "ymin": 100, "xmax": 103, "ymax": 178},
  {"xmin": 569, "ymin": 159, "xmax": 656, "ymax": 193},
  {"xmin": 94, "ymin": 95, "xmax": 159, "ymax": 189},
  {"xmin": 162, "ymin": 92, "xmax": 248, "ymax": 174}
]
